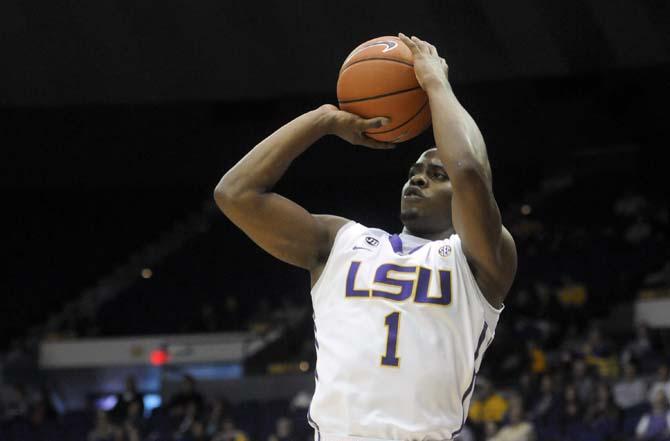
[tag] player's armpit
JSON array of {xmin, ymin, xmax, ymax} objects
[{"xmin": 214, "ymin": 187, "xmax": 349, "ymax": 271}]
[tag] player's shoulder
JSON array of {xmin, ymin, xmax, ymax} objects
[{"xmin": 320, "ymin": 218, "xmax": 391, "ymax": 248}]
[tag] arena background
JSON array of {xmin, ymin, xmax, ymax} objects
[{"xmin": 1, "ymin": 1, "xmax": 669, "ymax": 440}]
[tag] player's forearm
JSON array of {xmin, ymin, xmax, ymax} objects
[
  {"xmin": 426, "ymin": 82, "xmax": 492, "ymax": 187},
  {"xmin": 215, "ymin": 106, "xmax": 331, "ymax": 198}
]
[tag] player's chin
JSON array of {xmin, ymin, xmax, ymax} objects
[{"xmin": 399, "ymin": 207, "xmax": 420, "ymax": 223}]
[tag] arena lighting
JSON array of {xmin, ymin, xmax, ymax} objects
[
  {"xmin": 141, "ymin": 268, "xmax": 153, "ymax": 279},
  {"xmin": 521, "ymin": 204, "xmax": 532, "ymax": 215},
  {"xmin": 299, "ymin": 361, "xmax": 310, "ymax": 372},
  {"xmin": 149, "ymin": 348, "xmax": 170, "ymax": 366}
]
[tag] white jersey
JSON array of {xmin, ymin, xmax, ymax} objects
[{"xmin": 308, "ymin": 221, "xmax": 504, "ymax": 441}]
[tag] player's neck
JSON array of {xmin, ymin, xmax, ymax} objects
[{"xmin": 401, "ymin": 225, "xmax": 455, "ymax": 241}]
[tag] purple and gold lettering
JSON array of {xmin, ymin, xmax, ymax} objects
[
  {"xmin": 345, "ymin": 261, "xmax": 370, "ymax": 297},
  {"xmin": 381, "ymin": 312, "xmax": 401, "ymax": 367},
  {"xmin": 371, "ymin": 264, "xmax": 416, "ymax": 301},
  {"xmin": 414, "ymin": 268, "xmax": 452, "ymax": 305},
  {"xmin": 345, "ymin": 262, "xmax": 452, "ymax": 306}
]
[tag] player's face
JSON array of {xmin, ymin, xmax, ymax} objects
[{"xmin": 399, "ymin": 148, "xmax": 453, "ymax": 235}]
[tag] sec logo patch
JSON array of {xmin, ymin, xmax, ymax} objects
[
  {"xmin": 438, "ymin": 244, "xmax": 452, "ymax": 257},
  {"xmin": 365, "ymin": 236, "xmax": 380, "ymax": 247}
]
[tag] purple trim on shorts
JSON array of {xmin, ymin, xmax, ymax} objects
[{"xmin": 452, "ymin": 322, "xmax": 489, "ymax": 437}]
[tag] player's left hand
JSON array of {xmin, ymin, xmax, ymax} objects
[{"xmin": 398, "ymin": 33, "xmax": 449, "ymax": 92}]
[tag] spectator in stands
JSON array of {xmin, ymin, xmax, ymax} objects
[
  {"xmin": 205, "ymin": 399, "xmax": 227, "ymax": 439},
  {"xmin": 174, "ymin": 401, "xmax": 199, "ymax": 439},
  {"xmin": 614, "ymin": 190, "xmax": 646, "ymax": 218},
  {"xmin": 635, "ymin": 389, "xmax": 670, "ymax": 440},
  {"xmin": 556, "ymin": 275, "xmax": 588, "ymax": 316},
  {"xmin": 483, "ymin": 421, "xmax": 499, "ymax": 440},
  {"xmin": 649, "ymin": 364, "xmax": 670, "ymax": 405},
  {"xmin": 559, "ymin": 385, "xmax": 589, "ymax": 441},
  {"xmin": 559, "ymin": 323, "xmax": 584, "ymax": 357},
  {"xmin": 197, "ymin": 302, "xmax": 221, "ymax": 333},
  {"xmin": 120, "ymin": 420, "xmax": 142, "ymax": 441},
  {"xmin": 121, "ymin": 400, "xmax": 145, "ymax": 440},
  {"xmin": 571, "ymin": 358, "xmax": 596, "ymax": 403},
  {"xmin": 87, "ymin": 409, "xmax": 122, "ymax": 441},
  {"xmin": 527, "ymin": 341, "xmax": 547, "ymax": 375},
  {"xmin": 529, "ymin": 374, "xmax": 560, "ymax": 427},
  {"xmin": 643, "ymin": 261, "xmax": 670, "ymax": 289},
  {"xmin": 0, "ymin": 383, "xmax": 29, "ymax": 421},
  {"xmin": 468, "ymin": 378, "xmax": 509, "ymax": 425},
  {"xmin": 111, "ymin": 376, "xmax": 143, "ymax": 422},
  {"xmin": 489, "ymin": 396, "xmax": 535, "ymax": 441},
  {"xmin": 175, "ymin": 418, "xmax": 207, "ymax": 441},
  {"xmin": 625, "ymin": 215, "xmax": 652, "ymax": 245},
  {"xmin": 289, "ymin": 390, "xmax": 311, "ymax": 415},
  {"xmin": 622, "ymin": 323, "xmax": 656, "ymax": 371},
  {"xmin": 27, "ymin": 397, "xmax": 51, "ymax": 439},
  {"xmin": 517, "ymin": 373, "xmax": 535, "ymax": 409},
  {"xmin": 613, "ymin": 362, "xmax": 648, "ymax": 410},
  {"xmin": 212, "ymin": 417, "xmax": 249, "ymax": 441},
  {"xmin": 584, "ymin": 382, "xmax": 620, "ymax": 441},
  {"xmin": 166, "ymin": 374, "xmax": 204, "ymax": 417},
  {"xmin": 223, "ymin": 296, "xmax": 242, "ymax": 330},
  {"xmin": 268, "ymin": 416, "xmax": 293, "ymax": 441},
  {"xmin": 582, "ymin": 326, "xmax": 618, "ymax": 379}
]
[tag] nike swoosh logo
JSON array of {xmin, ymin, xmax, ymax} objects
[
  {"xmin": 352, "ymin": 246, "xmax": 373, "ymax": 252},
  {"xmin": 344, "ymin": 40, "xmax": 399, "ymax": 64}
]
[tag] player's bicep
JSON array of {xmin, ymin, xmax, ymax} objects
[
  {"xmin": 450, "ymin": 166, "xmax": 511, "ymax": 282},
  {"xmin": 216, "ymin": 190, "xmax": 347, "ymax": 270}
]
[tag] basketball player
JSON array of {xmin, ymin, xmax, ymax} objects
[{"xmin": 214, "ymin": 33, "xmax": 517, "ymax": 441}]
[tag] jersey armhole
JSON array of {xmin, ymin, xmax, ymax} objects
[
  {"xmin": 451, "ymin": 234, "xmax": 505, "ymax": 326},
  {"xmin": 310, "ymin": 220, "xmax": 357, "ymax": 295}
]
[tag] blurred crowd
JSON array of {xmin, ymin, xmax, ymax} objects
[
  {"xmin": 0, "ymin": 374, "xmax": 312, "ymax": 441},
  {"xmin": 459, "ymin": 325, "xmax": 670, "ymax": 441},
  {"xmin": 1, "ymin": 326, "xmax": 669, "ymax": 441}
]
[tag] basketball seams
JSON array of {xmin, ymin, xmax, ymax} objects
[
  {"xmin": 337, "ymin": 86, "xmax": 422, "ymax": 104},
  {"xmin": 339, "ymin": 57, "xmax": 414, "ymax": 73}
]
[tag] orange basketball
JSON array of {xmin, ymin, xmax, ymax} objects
[{"xmin": 337, "ymin": 35, "xmax": 432, "ymax": 143}]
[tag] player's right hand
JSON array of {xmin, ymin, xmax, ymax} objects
[{"xmin": 318, "ymin": 104, "xmax": 394, "ymax": 150}]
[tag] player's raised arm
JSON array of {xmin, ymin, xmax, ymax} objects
[
  {"xmin": 214, "ymin": 104, "xmax": 392, "ymax": 271},
  {"xmin": 399, "ymin": 33, "xmax": 517, "ymax": 306}
]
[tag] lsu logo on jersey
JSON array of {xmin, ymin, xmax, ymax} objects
[{"xmin": 345, "ymin": 262, "xmax": 452, "ymax": 305}]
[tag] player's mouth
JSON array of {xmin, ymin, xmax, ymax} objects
[{"xmin": 403, "ymin": 187, "xmax": 425, "ymax": 199}]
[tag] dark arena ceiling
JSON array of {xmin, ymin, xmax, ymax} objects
[{"xmin": 0, "ymin": 0, "xmax": 668, "ymax": 106}]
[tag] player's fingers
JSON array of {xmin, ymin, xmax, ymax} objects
[
  {"xmin": 427, "ymin": 43, "xmax": 438, "ymax": 56},
  {"xmin": 361, "ymin": 116, "xmax": 391, "ymax": 130},
  {"xmin": 410, "ymin": 36, "xmax": 429, "ymax": 54},
  {"xmin": 398, "ymin": 33, "xmax": 419, "ymax": 55}
]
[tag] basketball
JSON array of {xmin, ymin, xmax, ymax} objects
[{"xmin": 337, "ymin": 35, "xmax": 432, "ymax": 143}]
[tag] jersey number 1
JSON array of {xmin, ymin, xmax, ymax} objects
[{"xmin": 381, "ymin": 312, "xmax": 401, "ymax": 367}]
